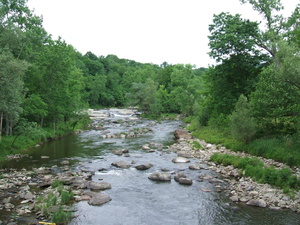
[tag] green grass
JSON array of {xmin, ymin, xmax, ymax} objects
[
  {"xmin": 210, "ymin": 153, "xmax": 300, "ymax": 190},
  {"xmin": 188, "ymin": 121, "xmax": 300, "ymax": 167},
  {"xmin": 192, "ymin": 141, "xmax": 203, "ymax": 149}
]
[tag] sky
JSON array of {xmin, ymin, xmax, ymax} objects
[{"xmin": 27, "ymin": 0, "xmax": 299, "ymax": 68}]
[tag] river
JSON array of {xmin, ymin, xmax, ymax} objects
[{"xmin": 1, "ymin": 109, "xmax": 300, "ymax": 225}]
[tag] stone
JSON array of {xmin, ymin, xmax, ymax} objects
[
  {"xmin": 61, "ymin": 160, "xmax": 70, "ymax": 165},
  {"xmin": 24, "ymin": 191, "xmax": 35, "ymax": 200},
  {"xmin": 246, "ymin": 199, "xmax": 267, "ymax": 208},
  {"xmin": 113, "ymin": 150, "xmax": 123, "ymax": 155},
  {"xmin": 88, "ymin": 193, "xmax": 111, "ymax": 206},
  {"xmin": 135, "ymin": 163, "xmax": 153, "ymax": 170},
  {"xmin": 178, "ymin": 177, "xmax": 193, "ymax": 185},
  {"xmin": 111, "ymin": 161, "xmax": 131, "ymax": 169},
  {"xmin": 230, "ymin": 195, "xmax": 239, "ymax": 202},
  {"xmin": 177, "ymin": 151, "xmax": 193, "ymax": 158},
  {"xmin": 174, "ymin": 130, "xmax": 192, "ymax": 139},
  {"xmin": 200, "ymin": 188, "xmax": 211, "ymax": 192},
  {"xmin": 88, "ymin": 181, "xmax": 111, "ymax": 190},
  {"xmin": 189, "ymin": 164, "xmax": 201, "ymax": 170},
  {"xmin": 72, "ymin": 177, "xmax": 88, "ymax": 189},
  {"xmin": 148, "ymin": 172, "xmax": 171, "ymax": 181},
  {"xmin": 174, "ymin": 172, "xmax": 186, "ymax": 182},
  {"xmin": 172, "ymin": 157, "xmax": 190, "ymax": 163},
  {"xmin": 142, "ymin": 145, "xmax": 151, "ymax": 150}
]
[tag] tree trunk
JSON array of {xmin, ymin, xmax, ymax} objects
[
  {"xmin": 5, "ymin": 115, "xmax": 9, "ymax": 136},
  {"xmin": 0, "ymin": 112, "xmax": 3, "ymax": 141},
  {"xmin": 40, "ymin": 116, "xmax": 44, "ymax": 128},
  {"xmin": 53, "ymin": 121, "xmax": 56, "ymax": 136}
]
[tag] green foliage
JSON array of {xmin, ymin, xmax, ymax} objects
[
  {"xmin": 35, "ymin": 185, "xmax": 74, "ymax": 224},
  {"xmin": 230, "ymin": 95, "xmax": 257, "ymax": 143},
  {"xmin": 51, "ymin": 180, "xmax": 64, "ymax": 188},
  {"xmin": 52, "ymin": 206, "xmax": 72, "ymax": 224},
  {"xmin": 210, "ymin": 153, "xmax": 300, "ymax": 189}
]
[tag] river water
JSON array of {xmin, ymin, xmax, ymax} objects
[{"xmin": 2, "ymin": 109, "xmax": 300, "ymax": 225}]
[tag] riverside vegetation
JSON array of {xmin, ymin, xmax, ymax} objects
[{"xmin": 1, "ymin": 0, "xmax": 300, "ymax": 214}]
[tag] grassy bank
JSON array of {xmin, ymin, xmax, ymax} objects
[
  {"xmin": 210, "ymin": 153, "xmax": 300, "ymax": 191},
  {"xmin": 0, "ymin": 115, "xmax": 90, "ymax": 161},
  {"xmin": 187, "ymin": 119, "xmax": 300, "ymax": 167}
]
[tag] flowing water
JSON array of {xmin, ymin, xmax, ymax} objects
[{"xmin": 1, "ymin": 109, "xmax": 300, "ymax": 225}]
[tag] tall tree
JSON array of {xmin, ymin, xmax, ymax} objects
[{"xmin": 0, "ymin": 50, "xmax": 28, "ymax": 139}]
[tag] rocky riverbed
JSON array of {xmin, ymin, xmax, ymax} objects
[{"xmin": 1, "ymin": 113, "xmax": 300, "ymax": 224}]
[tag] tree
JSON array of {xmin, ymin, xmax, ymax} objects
[
  {"xmin": 25, "ymin": 38, "xmax": 85, "ymax": 134},
  {"xmin": 231, "ymin": 95, "xmax": 257, "ymax": 143},
  {"xmin": 0, "ymin": 50, "xmax": 28, "ymax": 139},
  {"xmin": 208, "ymin": 12, "xmax": 266, "ymax": 62},
  {"xmin": 250, "ymin": 64, "xmax": 299, "ymax": 135}
]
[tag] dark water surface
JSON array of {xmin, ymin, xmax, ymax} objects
[{"xmin": 2, "ymin": 111, "xmax": 300, "ymax": 225}]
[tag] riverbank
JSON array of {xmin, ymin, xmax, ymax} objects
[
  {"xmin": 169, "ymin": 135, "xmax": 300, "ymax": 212},
  {"xmin": 0, "ymin": 114, "xmax": 90, "ymax": 162}
]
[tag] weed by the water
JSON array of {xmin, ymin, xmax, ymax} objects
[{"xmin": 52, "ymin": 206, "xmax": 72, "ymax": 224}]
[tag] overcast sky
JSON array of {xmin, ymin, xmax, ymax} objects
[{"xmin": 27, "ymin": 0, "xmax": 299, "ymax": 68}]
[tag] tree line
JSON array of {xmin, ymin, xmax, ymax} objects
[
  {"xmin": 0, "ymin": 0, "xmax": 207, "ymax": 147},
  {"xmin": 1, "ymin": 0, "xmax": 300, "ymax": 164}
]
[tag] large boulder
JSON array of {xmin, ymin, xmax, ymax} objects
[
  {"xmin": 111, "ymin": 161, "xmax": 131, "ymax": 169},
  {"xmin": 148, "ymin": 172, "xmax": 171, "ymax": 181},
  {"xmin": 174, "ymin": 130, "xmax": 192, "ymax": 139}
]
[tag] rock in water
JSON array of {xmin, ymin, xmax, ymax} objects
[
  {"xmin": 88, "ymin": 181, "xmax": 111, "ymax": 190},
  {"xmin": 189, "ymin": 164, "xmax": 201, "ymax": 170},
  {"xmin": 111, "ymin": 161, "xmax": 131, "ymax": 168},
  {"xmin": 148, "ymin": 172, "xmax": 171, "ymax": 181},
  {"xmin": 174, "ymin": 172, "xmax": 186, "ymax": 182},
  {"xmin": 172, "ymin": 157, "xmax": 190, "ymax": 163},
  {"xmin": 135, "ymin": 163, "xmax": 153, "ymax": 170},
  {"xmin": 88, "ymin": 193, "xmax": 112, "ymax": 206},
  {"xmin": 178, "ymin": 177, "xmax": 193, "ymax": 185}
]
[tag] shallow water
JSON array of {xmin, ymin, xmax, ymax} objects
[{"xmin": 2, "ymin": 110, "xmax": 300, "ymax": 225}]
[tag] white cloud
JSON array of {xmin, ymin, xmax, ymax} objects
[{"xmin": 27, "ymin": 0, "xmax": 299, "ymax": 68}]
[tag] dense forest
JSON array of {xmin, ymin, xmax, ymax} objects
[{"xmin": 1, "ymin": 0, "xmax": 300, "ymax": 167}]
